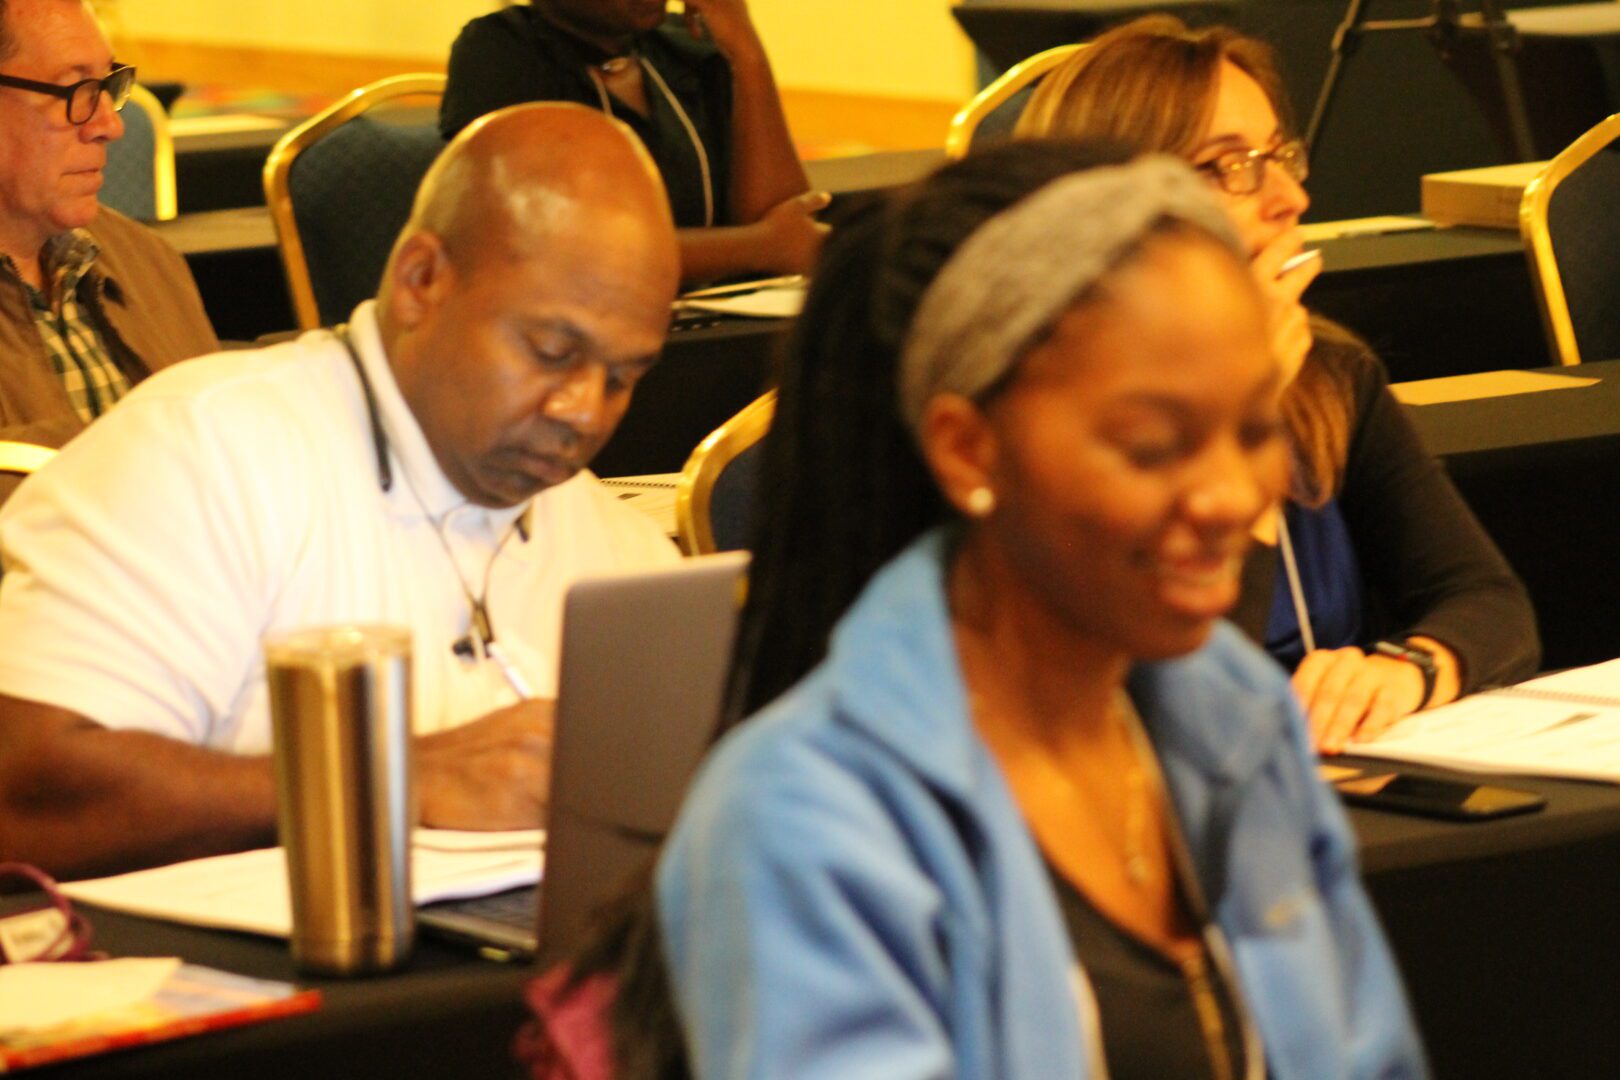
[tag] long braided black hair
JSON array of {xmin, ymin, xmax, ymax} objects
[
  {"xmin": 722, "ymin": 137, "xmax": 1137, "ymax": 729},
  {"xmin": 533, "ymin": 139, "xmax": 1141, "ymax": 1080}
]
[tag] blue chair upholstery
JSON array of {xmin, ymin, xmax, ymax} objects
[
  {"xmin": 286, "ymin": 117, "xmax": 444, "ymax": 326},
  {"xmin": 704, "ymin": 437, "xmax": 766, "ymax": 553},
  {"xmin": 101, "ymin": 84, "xmax": 174, "ymax": 221},
  {"xmin": 1521, "ymin": 114, "xmax": 1620, "ymax": 365},
  {"xmin": 264, "ymin": 75, "xmax": 445, "ymax": 329},
  {"xmin": 1545, "ymin": 138, "xmax": 1620, "ymax": 364},
  {"xmin": 676, "ymin": 392, "xmax": 775, "ymax": 554}
]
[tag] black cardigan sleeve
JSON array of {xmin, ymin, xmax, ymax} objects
[{"xmin": 1336, "ymin": 347, "xmax": 1540, "ymax": 692}]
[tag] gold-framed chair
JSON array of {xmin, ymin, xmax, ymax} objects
[
  {"xmin": 1520, "ymin": 112, "xmax": 1620, "ymax": 366},
  {"xmin": 101, "ymin": 82, "xmax": 176, "ymax": 221},
  {"xmin": 675, "ymin": 391, "xmax": 775, "ymax": 555},
  {"xmin": 944, "ymin": 44, "xmax": 1085, "ymax": 160},
  {"xmin": 0, "ymin": 441, "xmax": 57, "ymax": 475},
  {"xmin": 263, "ymin": 74, "xmax": 447, "ymax": 330}
]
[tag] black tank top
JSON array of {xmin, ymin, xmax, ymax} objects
[{"xmin": 1043, "ymin": 860, "xmax": 1249, "ymax": 1080}]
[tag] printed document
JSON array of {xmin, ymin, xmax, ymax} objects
[
  {"xmin": 1348, "ymin": 658, "xmax": 1620, "ymax": 781},
  {"xmin": 62, "ymin": 829, "xmax": 542, "ymax": 937}
]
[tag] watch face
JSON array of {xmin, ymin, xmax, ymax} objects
[
  {"xmin": 1402, "ymin": 642, "xmax": 1437, "ymax": 671},
  {"xmin": 1375, "ymin": 640, "xmax": 1436, "ymax": 673}
]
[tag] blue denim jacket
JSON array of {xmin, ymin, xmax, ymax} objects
[{"xmin": 658, "ymin": 531, "xmax": 1428, "ymax": 1080}]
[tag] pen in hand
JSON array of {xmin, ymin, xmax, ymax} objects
[
  {"xmin": 1277, "ymin": 248, "xmax": 1322, "ymax": 279},
  {"xmin": 485, "ymin": 641, "xmax": 536, "ymax": 700}
]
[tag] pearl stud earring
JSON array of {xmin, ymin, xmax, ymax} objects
[{"xmin": 964, "ymin": 487, "xmax": 997, "ymax": 518}]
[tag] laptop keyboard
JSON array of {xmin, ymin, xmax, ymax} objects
[{"xmin": 423, "ymin": 884, "xmax": 537, "ymax": 931}]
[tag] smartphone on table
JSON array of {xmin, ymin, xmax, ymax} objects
[{"xmin": 1334, "ymin": 772, "xmax": 1547, "ymax": 822}]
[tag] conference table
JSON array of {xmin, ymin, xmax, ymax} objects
[
  {"xmin": 155, "ymin": 209, "xmax": 1549, "ymax": 479},
  {"xmin": 1404, "ymin": 359, "xmax": 1620, "ymax": 672},
  {"xmin": 162, "ymin": 198, "xmax": 1546, "ymax": 377},
  {"xmin": 595, "ymin": 223, "xmax": 1550, "ymax": 477},
  {"xmin": 16, "ymin": 759, "xmax": 1615, "ymax": 1079}
]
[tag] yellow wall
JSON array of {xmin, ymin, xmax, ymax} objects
[
  {"xmin": 113, "ymin": 0, "xmax": 975, "ymax": 103},
  {"xmin": 113, "ymin": 1, "xmax": 489, "ymax": 60},
  {"xmin": 752, "ymin": 0, "xmax": 975, "ymax": 103}
]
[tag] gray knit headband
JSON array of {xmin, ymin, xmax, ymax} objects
[{"xmin": 897, "ymin": 155, "xmax": 1245, "ymax": 433}]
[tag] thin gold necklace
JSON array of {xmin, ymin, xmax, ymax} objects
[
  {"xmin": 1045, "ymin": 690, "xmax": 1154, "ymax": 888},
  {"xmin": 975, "ymin": 687, "xmax": 1155, "ymax": 888}
]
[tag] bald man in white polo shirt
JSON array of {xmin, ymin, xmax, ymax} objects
[{"xmin": 0, "ymin": 103, "xmax": 682, "ymax": 879}]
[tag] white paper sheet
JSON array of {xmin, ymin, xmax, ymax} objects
[
  {"xmin": 0, "ymin": 958, "xmax": 180, "ymax": 1033},
  {"xmin": 63, "ymin": 829, "xmax": 543, "ymax": 938},
  {"xmin": 597, "ymin": 474, "xmax": 680, "ymax": 538},
  {"xmin": 1348, "ymin": 659, "xmax": 1620, "ymax": 781},
  {"xmin": 675, "ymin": 284, "xmax": 806, "ymax": 319}
]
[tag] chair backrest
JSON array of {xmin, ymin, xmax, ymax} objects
[
  {"xmin": 1521, "ymin": 112, "xmax": 1620, "ymax": 365},
  {"xmin": 0, "ymin": 441, "xmax": 57, "ymax": 475},
  {"xmin": 101, "ymin": 83, "xmax": 176, "ymax": 222},
  {"xmin": 263, "ymin": 74, "xmax": 447, "ymax": 329},
  {"xmin": 945, "ymin": 44, "xmax": 1086, "ymax": 160},
  {"xmin": 675, "ymin": 391, "xmax": 775, "ymax": 555}
]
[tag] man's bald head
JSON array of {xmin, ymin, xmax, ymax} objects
[
  {"xmin": 379, "ymin": 102, "xmax": 682, "ymax": 509},
  {"xmin": 403, "ymin": 101, "xmax": 675, "ymax": 275}
]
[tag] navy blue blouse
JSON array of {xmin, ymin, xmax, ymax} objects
[{"xmin": 1264, "ymin": 498, "xmax": 1364, "ymax": 671}]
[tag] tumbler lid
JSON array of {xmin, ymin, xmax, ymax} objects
[{"xmin": 264, "ymin": 625, "xmax": 412, "ymax": 670}]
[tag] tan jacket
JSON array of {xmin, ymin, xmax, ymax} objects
[{"xmin": 0, "ymin": 207, "xmax": 219, "ymax": 453}]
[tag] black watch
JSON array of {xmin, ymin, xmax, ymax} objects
[{"xmin": 1372, "ymin": 639, "xmax": 1438, "ymax": 709}]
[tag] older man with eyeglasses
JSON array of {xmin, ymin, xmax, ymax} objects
[{"xmin": 0, "ymin": 0, "xmax": 216, "ymax": 490}]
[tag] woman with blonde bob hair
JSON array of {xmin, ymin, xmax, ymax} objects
[{"xmin": 1017, "ymin": 16, "xmax": 1538, "ymax": 752}]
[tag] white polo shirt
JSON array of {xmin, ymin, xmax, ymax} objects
[{"xmin": 0, "ymin": 302, "xmax": 678, "ymax": 753}]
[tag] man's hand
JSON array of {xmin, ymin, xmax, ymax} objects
[
  {"xmin": 1251, "ymin": 228, "xmax": 1321, "ymax": 384},
  {"xmin": 416, "ymin": 699, "xmax": 554, "ymax": 830}
]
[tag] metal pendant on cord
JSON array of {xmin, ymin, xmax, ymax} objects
[{"xmin": 587, "ymin": 60, "xmax": 715, "ymax": 227}]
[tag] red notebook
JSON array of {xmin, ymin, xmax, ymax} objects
[{"xmin": 0, "ymin": 963, "xmax": 321, "ymax": 1071}]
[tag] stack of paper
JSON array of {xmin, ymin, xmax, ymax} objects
[
  {"xmin": 674, "ymin": 275, "xmax": 806, "ymax": 319},
  {"xmin": 1349, "ymin": 659, "xmax": 1620, "ymax": 781},
  {"xmin": 598, "ymin": 474, "xmax": 680, "ymax": 538},
  {"xmin": 0, "ymin": 960, "xmax": 320, "ymax": 1070},
  {"xmin": 0, "ymin": 959, "xmax": 180, "ymax": 1033},
  {"xmin": 1421, "ymin": 160, "xmax": 1548, "ymax": 229},
  {"xmin": 63, "ymin": 829, "xmax": 543, "ymax": 938}
]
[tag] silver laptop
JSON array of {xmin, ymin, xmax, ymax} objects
[{"xmin": 418, "ymin": 552, "xmax": 749, "ymax": 960}]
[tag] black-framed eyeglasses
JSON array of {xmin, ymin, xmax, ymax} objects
[
  {"xmin": 1195, "ymin": 138, "xmax": 1309, "ymax": 197},
  {"xmin": 0, "ymin": 63, "xmax": 136, "ymax": 126}
]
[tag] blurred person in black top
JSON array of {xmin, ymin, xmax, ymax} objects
[{"xmin": 443, "ymin": 0, "xmax": 826, "ymax": 285}]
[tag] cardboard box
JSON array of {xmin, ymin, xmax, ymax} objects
[{"xmin": 1421, "ymin": 160, "xmax": 1550, "ymax": 229}]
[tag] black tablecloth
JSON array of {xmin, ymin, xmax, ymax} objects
[
  {"xmin": 15, "ymin": 765, "xmax": 1617, "ymax": 1079},
  {"xmin": 1348, "ymin": 762, "xmax": 1620, "ymax": 1079},
  {"xmin": 4, "ymin": 903, "xmax": 532, "ymax": 1079},
  {"xmin": 1405, "ymin": 360, "xmax": 1620, "ymax": 670}
]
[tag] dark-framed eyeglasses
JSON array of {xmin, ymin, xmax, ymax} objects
[
  {"xmin": 1195, "ymin": 139, "xmax": 1309, "ymax": 197},
  {"xmin": 0, "ymin": 63, "xmax": 137, "ymax": 126}
]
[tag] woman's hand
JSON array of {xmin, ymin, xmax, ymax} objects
[
  {"xmin": 755, "ymin": 189, "xmax": 831, "ymax": 273},
  {"xmin": 1251, "ymin": 229, "xmax": 1320, "ymax": 384},
  {"xmin": 681, "ymin": 0, "xmax": 765, "ymax": 64},
  {"xmin": 1293, "ymin": 647, "xmax": 1421, "ymax": 754},
  {"xmin": 1293, "ymin": 637, "xmax": 1459, "ymax": 755}
]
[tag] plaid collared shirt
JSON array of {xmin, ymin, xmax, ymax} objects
[{"xmin": 6, "ymin": 230, "xmax": 131, "ymax": 424}]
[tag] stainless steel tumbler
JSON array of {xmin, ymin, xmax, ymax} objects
[{"xmin": 266, "ymin": 625, "xmax": 415, "ymax": 976}]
